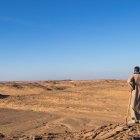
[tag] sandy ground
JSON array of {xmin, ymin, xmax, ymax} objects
[{"xmin": 0, "ymin": 80, "xmax": 137, "ymax": 139}]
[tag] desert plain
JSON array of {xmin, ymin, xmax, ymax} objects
[{"xmin": 0, "ymin": 80, "xmax": 140, "ymax": 140}]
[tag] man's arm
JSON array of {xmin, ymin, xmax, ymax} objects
[{"xmin": 127, "ymin": 75, "xmax": 135, "ymax": 92}]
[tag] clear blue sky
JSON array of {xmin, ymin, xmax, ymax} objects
[{"xmin": 0, "ymin": 0, "xmax": 140, "ymax": 81}]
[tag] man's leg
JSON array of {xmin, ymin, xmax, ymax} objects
[
  {"xmin": 135, "ymin": 111, "xmax": 140, "ymax": 120},
  {"xmin": 130, "ymin": 106, "xmax": 138, "ymax": 122},
  {"xmin": 129, "ymin": 92, "xmax": 138, "ymax": 122}
]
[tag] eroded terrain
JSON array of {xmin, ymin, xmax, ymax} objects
[{"xmin": 0, "ymin": 80, "xmax": 136, "ymax": 139}]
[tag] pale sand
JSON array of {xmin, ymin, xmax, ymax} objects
[{"xmin": 0, "ymin": 80, "xmax": 137, "ymax": 139}]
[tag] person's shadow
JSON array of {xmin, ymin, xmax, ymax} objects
[
  {"xmin": 133, "ymin": 137, "xmax": 140, "ymax": 140},
  {"xmin": 0, "ymin": 94, "xmax": 10, "ymax": 99}
]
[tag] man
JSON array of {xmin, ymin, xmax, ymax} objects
[{"xmin": 127, "ymin": 66, "xmax": 140, "ymax": 123}]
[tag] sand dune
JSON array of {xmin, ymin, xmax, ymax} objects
[{"xmin": 0, "ymin": 80, "xmax": 137, "ymax": 139}]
